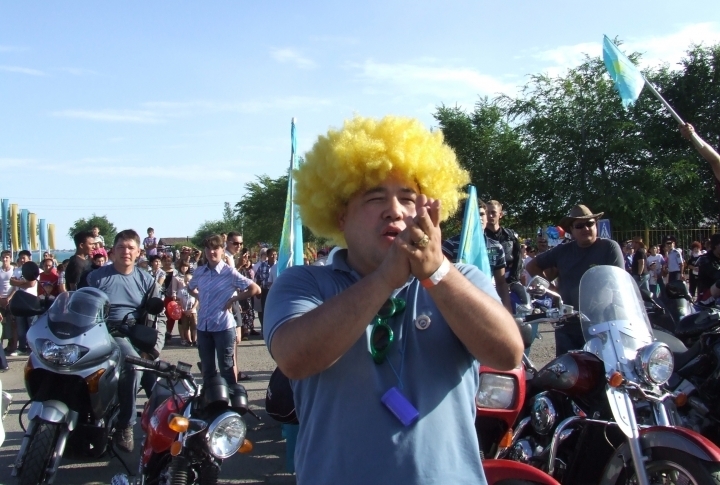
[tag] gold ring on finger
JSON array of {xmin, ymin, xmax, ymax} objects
[{"xmin": 414, "ymin": 234, "xmax": 430, "ymax": 249}]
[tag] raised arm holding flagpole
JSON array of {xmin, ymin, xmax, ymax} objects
[{"xmin": 603, "ymin": 35, "xmax": 720, "ymax": 184}]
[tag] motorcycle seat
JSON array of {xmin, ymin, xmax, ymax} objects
[
  {"xmin": 672, "ymin": 340, "xmax": 702, "ymax": 370},
  {"xmin": 674, "ymin": 311, "xmax": 720, "ymax": 340}
]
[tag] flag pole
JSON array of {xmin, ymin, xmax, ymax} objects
[{"xmin": 642, "ymin": 77, "xmax": 705, "ymax": 149}]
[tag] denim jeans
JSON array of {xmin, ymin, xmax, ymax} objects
[
  {"xmin": 633, "ymin": 273, "xmax": 650, "ymax": 293},
  {"xmin": 15, "ymin": 315, "xmax": 36, "ymax": 351},
  {"xmin": 554, "ymin": 328, "xmax": 585, "ymax": 357},
  {"xmin": 197, "ymin": 328, "xmax": 236, "ymax": 385},
  {"xmin": 115, "ymin": 337, "xmax": 141, "ymax": 427}
]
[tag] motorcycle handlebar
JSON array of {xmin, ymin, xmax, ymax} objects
[{"xmin": 125, "ymin": 355, "xmax": 171, "ymax": 373}]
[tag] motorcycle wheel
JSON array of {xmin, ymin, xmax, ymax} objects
[
  {"xmin": 616, "ymin": 448, "xmax": 720, "ymax": 484},
  {"xmin": 18, "ymin": 422, "xmax": 60, "ymax": 485}
]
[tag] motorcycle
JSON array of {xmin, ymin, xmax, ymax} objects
[
  {"xmin": 12, "ymin": 288, "xmax": 164, "ymax": 485},
  {"xmin": 499, "ymin": 265, "xmax": 720, "ymax": 484},
  {"xmin": 110, "ymin": 356, "xmax": 253, "ymax": 485}
]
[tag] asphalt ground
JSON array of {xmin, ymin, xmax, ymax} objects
[{"xmin": 0, "ymin": 321, "xmax": 559, "ymax": 485}]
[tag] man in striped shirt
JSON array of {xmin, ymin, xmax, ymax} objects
[{"xmin": 189, "ymin": 235, "xmax": 260, "ymax": 385}]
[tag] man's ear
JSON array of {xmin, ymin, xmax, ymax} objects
[{"xmin": 337, "ymin": 208, "xmax": 347, "ymax": 232}]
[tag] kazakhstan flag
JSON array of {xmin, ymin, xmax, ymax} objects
[
  {"xmin": 456, "ymin": 185, "xmax": 491, "ymax": 278},
  {"xmin": 603, "ymin": 35, "xmax": 645, "ymax": 108},
  {"xmin": 277, "ymin": 118, "xmax": 305, "ymax": 277}
]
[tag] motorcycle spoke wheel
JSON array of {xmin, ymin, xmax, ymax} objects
[{"xmin": 621, "ymin": 449, "xmax": 720, "ymax": 485}]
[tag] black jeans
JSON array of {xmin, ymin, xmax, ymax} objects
[{"xmin": 258, "ymin": 287, "xmax": 270, "ymax": 326}]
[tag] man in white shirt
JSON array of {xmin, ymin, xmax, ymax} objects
[
  {"xmin": 663, "ymin": 236, "xmax": 685, "ymax": 283},
  {"xmin": 0, "ymin": 250, "xmax": 13, "ymax": 369},
  {"xmin": 8, "ymin": 250, "xmax": 38, "ymax": 356},
  {"xmin": 646, "ymin": 244, "xmax": 665, "ymax": 296}
]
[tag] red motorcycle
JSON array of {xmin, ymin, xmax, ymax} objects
[
  {"xmin": 111, "ymin": 356, "xmax": 254, "ymax": 485},
  {"xmin": 490, "ymin": 267, "xmax": 720, "ymax": 484}
]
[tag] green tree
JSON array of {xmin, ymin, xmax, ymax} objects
[
  {"xmin": 191, "ymin": 202, "xmax": 243, "ymax": 247},
  {"xmin": 234, "ymin": 171, "xmax": 326, "ymax": 249},
  {"xmin": 435, "ymin": 98, "xmax": 536, "ymax": 230},
  {"xmin": 68, "ymin": 214, "xmax": 117, "ymax": 243}
]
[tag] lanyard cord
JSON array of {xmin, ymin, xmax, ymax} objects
[{"xmin": 386, "ymin": 281, "xmax": 419, "ymax": 390}]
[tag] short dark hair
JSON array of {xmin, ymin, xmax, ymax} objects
[
  {"xmin": 114, "ymin": 229, "xmax": 141, "ymax": 247},
  {"xmin": 227, "ymin": 231, "xmax": 242, "ymax": 240},
  {"xmin": 266, "ymin": 247, "xmax": 278, "ymax": 256},
  {"xmin": 710, "ymin": 234, "xmax": 720, "ymax": 251},
  {"xmin": 18, "ymin": 250, "xmax": 32, "ymax": 259},
  {"xmin": 42, "ymin": 257, "xmax": 55, "ymax": 265},
  {"xmin": 204, "ymin": 235, "xmax": 224, "ymax": 249},
  {"xmin": 73, "ymin": 230, "xmax": 94, "ymax": 248},
  {"xmin": 1, "ymin": 250, "xmax": 10, "ymax": 258},
  {"xmin": 147, "ymin": 227, "xmax": 154, "ymax": 233},
  {"xmin": 149, "ymin": 255, "xmax": 161, "ymax": 263}
]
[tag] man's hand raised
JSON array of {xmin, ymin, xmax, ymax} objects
[{"xmin": 399, "ymin": 195, "xmax": 446, "ymax": 280}]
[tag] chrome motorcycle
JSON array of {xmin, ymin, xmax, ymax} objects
[{"xmin": 501, "ymin": 265, "xmax": 720, "ymax": 484}]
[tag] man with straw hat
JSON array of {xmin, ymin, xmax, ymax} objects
[{"xmin": 526, "ymin": 204, "xmax": 623, "ymax": 355}]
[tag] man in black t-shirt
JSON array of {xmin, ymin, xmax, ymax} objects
[
  {"xmin": 631, "ymin": 237, "xmax": 650, "ymax": 292},
  {"xmin": 64, "ymin": 230, "xmax": 94, "ymax": 291},
  {"xmin": 526, "ymin": 204, "xmax": 624, "ymax": 356},
  {"xmin": 485, "ymin": 200, "xmax": 523, "ymax": 284},
  {"xmin": 697, "ymin": 233, "xmax": 720, "ymax": 300}
]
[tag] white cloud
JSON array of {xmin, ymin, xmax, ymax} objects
[
  {"xmin": 271, "ymin": 48, "xmax": 316, "ymax": 69},
  {"xmin": 352, "ymin": 59, "xmax": 518, "ymax": 107},
  {"xmin": 0, "ymin": 65, "xmax": 46, "ymax": 76},
  {"xmin": 51, "ymin": 96, "xmax": 332, "ymax": 124},
  {"xmin": 51, "ymin": 109, "xmax": 164, "ymax": 123},
  {"xmin": 0, "ymin": 45, "xmax": 26, "ymax": 52},
  {"xmin": 528, "ymin": 22, "xmax": 720, "ymax": 76}
]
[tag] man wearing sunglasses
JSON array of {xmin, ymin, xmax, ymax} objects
[
  {"xmin": 263, "ymin": 116, "xmax": 523, "ymax": 485},
  {"xmin": 526, "ymin": 204, "xmax": 624, "ymax": 356}
]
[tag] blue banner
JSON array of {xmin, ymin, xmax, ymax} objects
[
  {"xmin": 1, "ymin": 199, "xmax": 8, "ymax": 251},
  {"xmin": 20, "ymin": 209, "xmax": 30, "ymax": 251},
  {"xmin": 277, "ymin": 118, "xmax": 305, "ymax": 277},
  {"xmin": 39, "ymin": 218, "xmax": 48, "ymax": 252},
  {"xmin": 457, "ymin": 186, "xmax": 491, "ymax": 277}
]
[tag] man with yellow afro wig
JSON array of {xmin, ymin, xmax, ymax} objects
[{"xmin": 264, "ymin": 115, "xmax": 523, "ymax": 485}]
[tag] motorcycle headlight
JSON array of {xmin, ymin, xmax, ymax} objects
[
  {"xmin": 635, "ymin": 342, "xmax": 674, "ymax": 385},
  {"xmin": 530, "ymin": 393, "xmax": 557, "ymax": 435},
  {"xmin": 205, "ymin": 412, "xmax": 246, "ymax": 459},
  {"xmin": 36, "ymin": 339, "xmax": 89, "ymax": 366},
  {"xmin": 476, "ymin": 373, "xmax": 516, "ymax": 409}
]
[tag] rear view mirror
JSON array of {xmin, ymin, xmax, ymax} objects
[{"xmin": 146, "ymin": 297, "xmax": 165, "ymax": 316}]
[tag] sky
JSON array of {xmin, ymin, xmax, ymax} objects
[{"xmin": 2, "ymin": 1, "xmax": 719, "ymax": 249}]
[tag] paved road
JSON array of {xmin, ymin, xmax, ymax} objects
[{"xmin": 0, "ymin": 322, "xmax": 558, "ymax": 485}]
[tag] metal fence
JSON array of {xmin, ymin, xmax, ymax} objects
[{"xmin": 514, "ymin": 226, "xmax": 718, "ymax": 254}]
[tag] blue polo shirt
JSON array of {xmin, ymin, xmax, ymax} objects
[{"xmin": 264, "ymin": 250, "xmax": 498, "ymax": 485}]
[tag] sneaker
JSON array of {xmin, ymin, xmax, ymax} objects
[
  {"xmin": 164, "ymin": 333, "xmax": 172, "ymax": 344},
  {"xmin": 249, "ymin": 329, "xmax": 261, "ymax": 336},
  {"xmin": 8, "ymin": 350, "xmax": 18, "ymax": 357},
  {"xmin": 114, "ymin": 425, "xmax": 134, "ymax": 453}
]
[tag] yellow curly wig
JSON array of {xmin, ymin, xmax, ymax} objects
[{"xmin": 294, "ymin": 115, "xmax": 470, "ymax": 246}]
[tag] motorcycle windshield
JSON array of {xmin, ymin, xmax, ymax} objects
[
  {"xmin": 579, "ymin": 266, "xmax": 653, "ymax": 375},
  {"xmin": 48, "ymin": 289, "xmax": 109, "ymax": 329}
]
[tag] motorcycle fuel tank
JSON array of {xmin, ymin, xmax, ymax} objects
[
  {"xmin": 533, "ymin": 351, "xmax": 604, "ymax": 397},
  {"xmin": 144, "ymin": 395, "xmax": 186, "ymax": 456}
]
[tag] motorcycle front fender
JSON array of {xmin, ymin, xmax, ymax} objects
[
  {"xmin": 27, "ymin": 400, "xmax": 78, "ymax": 431},
  {"xmin": 483, "ymin": 459, "xmax": 561, "ymax": 485},
  {"xmin": 599, "ymin": 426, "xmax": 720, "ymax": 484}
]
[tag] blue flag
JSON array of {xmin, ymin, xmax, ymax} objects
[
  {"xmin": 277, "ymin": 118, "xmax": 305, "ymax": 277},
  {"xmin": 20, "ymin": 209, "xmax": 30, "ymax": 251},
  {"xmin": 603, "ymin": 35, "xmax": 645, "ymax": 108},
  {"xmin": 1, "ymin": 199, "xmax": 8, "ymax": 251},
  {"xmin": 456, "ymin": 186, "xmax": 491, "ymax": 277}
]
